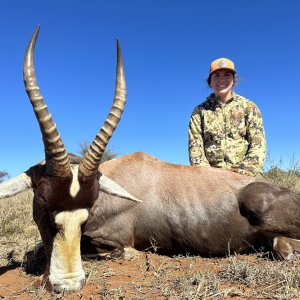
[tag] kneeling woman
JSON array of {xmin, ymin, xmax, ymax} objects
[{"xmin": 188, "ymin": 58, "xmax": 266, "ymax": 177}]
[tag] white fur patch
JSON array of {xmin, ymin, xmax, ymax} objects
[
  {"xmin": 69, "ymin": 166, "xmax": 80, "ymax": 198},
  {"xmin": 54, "ymin": 208, "xmax": 89, "ymax": 227},
  {"xmin": 49, "ymin": 208, "xmax": 89, "ymax": 292}
]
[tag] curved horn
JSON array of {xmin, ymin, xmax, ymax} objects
[
  {"xmin": 23, "ymin": 26, "xmax": 71, "ymax": 177},
  {"xmin": 79, "ymin": 40, "xmax": 126, "ymax": 177}
]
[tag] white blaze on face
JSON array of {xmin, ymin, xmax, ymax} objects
[
  {"xmin": 49, "ymin": 208, "xmax": 88, "ymax": 292},
  {"xmin": 70, "ymin": 165, "xmax": 80, "ymax": 198}
]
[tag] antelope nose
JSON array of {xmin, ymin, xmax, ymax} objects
[{"xmin": 52, "ymin": 277, "xmax": 86, "ymax": 293}]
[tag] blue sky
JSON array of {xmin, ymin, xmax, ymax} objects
[{"xmin": 1, "ymin": 0, "xmax": 300, "ymax": 177}]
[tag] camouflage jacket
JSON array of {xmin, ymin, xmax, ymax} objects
[{"xmin": 188, "ymin": 92, "xmax": 266, "ymax": 176}]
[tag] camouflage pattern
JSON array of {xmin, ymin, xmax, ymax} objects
[{"xmin": 188, "ymin": 92, "xmax": 266, "ymax": 176}]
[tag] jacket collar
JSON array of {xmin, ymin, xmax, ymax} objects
[{"xmin": 209, "ymin": 91, "xmax": 237, "ymax": 107}]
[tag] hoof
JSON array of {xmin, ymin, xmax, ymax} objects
[{"xmin": 273, "ymin": 237, "xmax": 294, "ymax": 260}]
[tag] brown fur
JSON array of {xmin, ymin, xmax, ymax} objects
[
  {"xmin": 79, "ymin": 152, "xmax": 272, "ymax": 256},
  {"xmin": 238, "ymin": 182, "xmax": 300, "ymax": 239},
  {"xmin": 8, "ymin": 151, "xmax": 300, "ymax": 259},
  {"xmin": 27, "ymin": 165, "xmax": 100, "ymax": 261},
  {"xmin": 79, "ymin": 152, "xmax": 300, "ymax": 258}
]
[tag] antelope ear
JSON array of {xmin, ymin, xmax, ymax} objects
[
  {"xmin": 99, "ymin": 175, "xmax": 142, "ymax": 203},
  {"xmin": 0, "ymin": 164, "xmax": 45, "ymax": 199},
  {"xmin": 0, "ymin": 173, "xmax": 32, "ymax": 199}
]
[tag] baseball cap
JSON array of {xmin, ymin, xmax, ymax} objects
[{"xmin": 209, "ymin": 58, "xmax": 236, "ymax": 75}]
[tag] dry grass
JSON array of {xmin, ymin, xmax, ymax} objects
[
  {"xmin": 0, "ymin": 189, "xmax": 40, "ymax": 265},
  {"xmin": 1, "ymin": 167, "xmax": 300, "ymax": 299},
  {"xmin": 219, "ymin": 255, "xmax": 300, "ymax": 299},
  {"xmin": 263, "ymin": 157, "xmax": 300, "ymax": 194}
]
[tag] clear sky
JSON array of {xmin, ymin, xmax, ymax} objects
[{"xmin": 1, "ymin": 0, "xmax": 299, "ymax": 177}]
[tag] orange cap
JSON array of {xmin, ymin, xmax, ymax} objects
[{"xmin": 209, "ymin": 58, "xmax": 236, "ymax": 75}]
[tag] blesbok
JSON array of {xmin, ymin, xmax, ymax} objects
[{"xmin": 1, "ymin": 26, "xmax": 300, "ymax": 293}]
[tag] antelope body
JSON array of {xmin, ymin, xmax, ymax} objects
[{"xmin": 1, "ymin": 27, "xmax": 300, "ymax": 293}]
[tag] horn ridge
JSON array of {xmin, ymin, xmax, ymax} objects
[
  {"xmin": 23, "ymin": 26, "xmax": 71, "ymax": 177},
  {"xmin": 79, "ymin": 39, "xmax": 126, "ymax": 177}
]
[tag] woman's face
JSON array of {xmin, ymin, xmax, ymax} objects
[{"xmin": 210, "ymin": 69, "xmax": 234, "ymax": 98}]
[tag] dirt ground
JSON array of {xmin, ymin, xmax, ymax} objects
[
  {"xmin": 0, "ymin": 250, "xmax": 251, "ymax": 300},
  {"xmin": 1, "ymin": 248, "xmax": 299, "ymax": 300},
  {"xmin": 0, "ymin": 251, "xmax": 219, "ymax": 300}
]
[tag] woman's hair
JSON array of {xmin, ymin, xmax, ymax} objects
[{"xmin": 207, "ymin": 71, "xmax": 237, "ymax": 87}]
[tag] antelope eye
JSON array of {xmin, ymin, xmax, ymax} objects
[{"xmin": 38, "ymin": 195, "xmax": 47, "ymax": 205}]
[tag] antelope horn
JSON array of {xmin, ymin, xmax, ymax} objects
[
  {"xmin": 23, "ymin": 26, "xmax": 71, "ymax": 177},
  {"xmin": 79, "ymin": 40, "xmax": 126, "ymax": 177}
]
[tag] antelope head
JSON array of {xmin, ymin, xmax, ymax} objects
[{"xmin": 22, "ymin": 26, "xmax": 127, "ymax": 292}]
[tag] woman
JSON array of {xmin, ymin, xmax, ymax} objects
[{"xmin": 188, "ymin": 58, "xmax": 266, "ymax": 177}]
